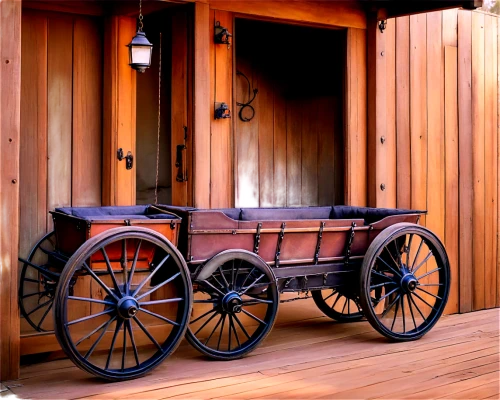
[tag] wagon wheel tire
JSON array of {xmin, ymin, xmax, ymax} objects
[
  {"xmin": 359, "ymin": 223, "xmax": 450, "ymax": 341},
  {"xmin": 186, "ymin": 250, "xmax": 279, "ymax": 360},
  {"xmin": 311, "ymin": 290, "xmax": 363, "ymax": 322},
  {"xmin": 53, "ymin": 227, "xmax": 192, "ymax": 381},
  {"xmin": 19, "ymin": 231, "xmax": 61, "ymax": 332}
]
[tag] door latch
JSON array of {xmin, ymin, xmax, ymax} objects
[
  {"xmin": 175, "ymin": 126, "xmax": 188, "ymax": 182},
  {"xmin": 117, "ymin": 148, "xmax": 134, "ymax": 170}
]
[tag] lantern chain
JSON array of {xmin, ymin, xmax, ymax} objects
[
  {"xmin": 138, "ymin": 0, "xmax": 144, "ymax": 31},
  {"xmin": 154, "ymin": 32, "xmax": 162, "ymax": 204}
]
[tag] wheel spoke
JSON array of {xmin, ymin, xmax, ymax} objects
[
  {"xmin": 105, "ymin": 319, "xmax": 124, "ymax": 369},
  {"xmin": 323, "ymin": 290, "xmax": 337, "ymax": 302},
  {"xmin": 67, "ymin": 309, "xmax": 114, "ymax": 326},
  {"xmin": 200, "ymin": 280, "xmax": 225, "ymax": 297},
  {"xmin": 384, "ymin": 246, "xmax": 400, "ymax": 270},
  {"xmin": 128, "ymin": 240, "xmax": 142, "ymax": 294},
  {"xmin": 132, "ymin": 254, "xmax": 171, "ymax": 297},
  {"xmin": 217, "ymin": 314, "xmax": 227, "ymax": 351},
  {"xmin": 409, "ymin": 293, "xmax": 427, "ymax": 322},
  {"xmin": 193, "ymin": 299, "xmax": 218, "ymax": 304},
  {"xmin": 242, "ymin": 298, "xmax": 273, "ymax": 306},
  {"xmin": 332, "ymin": 292, "xmax": 342, "ymax": 309},
  {"xmin": 231, "ymin": 260, "xmax": 236, "ymax": 290},
  {"xmin": 234, "ymin": 259, "xmax": 242, "ymax": 291},
  {"xmin": 76, "ymin": 317, "xmax": 112, "ymax": 347},
  {"xmin": 407, "ymin": 294, "xmax": 418, "ymax": 331},
  {"xmin": 370, "ymin": 282, "xmax": 396, "ymax": 290},
  {"xmin": 27, "ymin": 298, "xmax": 53, "ymax": 316},
  {"xmin": 23, "ymin": 278, "xmax": 44, "ymax": 284},
  {"xmin": 412, "ymin": 292, "xmax": 439, "ymax": 312},
  {"xmin": 240, "ymin": 267, "xmax": 256, "ymax": 290},
  {"xmin": 36, "ymin": 301, "xmax": 53, "ymax": 331},
  {"xmin": 416, "ymin": 267, "xmax": 441, "ymax": 281},
  {"xmin": 241, "ymin": 308, "xmax": 267, "ymax": 326},
  {"xmin": 341, "ymin": 298, "xmax": 348, "ymax": 314},
  {"xmin": 228, "ymin": 314, "xmax": 232, "ymax": 351},
  {"xmin": 211, "ymin": 274, "xmax": 226, "ymax": 291},
  {"xmin": 380, "ymin": 293, "xmax": 401, "ymax": 319},
  {"xmin": 218, "ymin": 267, "xmax": 230, "ymax": 291},
  {"xmin": 204, "ymin": 314, "xmax": 224, "ymax": 345},
  {"xmin": 135, "ymin": 272, "xmax": 181, "ymax": 301},
  {"xmin": 84, "ymin": 316, "xmax": 117, "ymax": 359},
  {"xmin": 194, "ymin": 310, "xmax": 219, "ymax": 335},
  {"xmin": 239, "ymin": 274, "xmax": 265, "ymax": 296},
  {"xmin": 133, "ymin": 316, "xmax": 162, "ymax": 351},
  {"xmin": 233, "ymin": 314, "xmax": 251, "ymax": 340},
  {"xmin": 376, "ymin": 256, "xmax": 402, "ymax": 278},
  {"xmin": 68, "ymin": 296, "xmax": 116, "ymax": 306},
  {"xmin": 191, "ymin": 308, "xmax": 217, "ymax": 325},
  {"xmin": 375, "ymin": 286, "xmax": 399, "ymax": 304},
  {"xmin": 127, "ymin": 320, "xmax": 140, "ymax": 367},
  {"xmin": 401, "ymin": 295, "xmax": 406, "ymax": 333},
  {"xmin": 406, "ymin": 234, "xmax": 414, "ymax": 267},
  {"xmin": 22, "ymin": 291, "xmax": 48, "ymax": 299},
  {"xmin": 139, "ymin": 307, "xmax": 180, "ymax": 326},
  {"xmin": 121, "ymin": 321, "xmax": 127, "ymax": 371},
  {"xmin": 411, "ymin": 239, "xmax": 424, "ymax": 271},
  {"xmin": 416, "ymin": 287, "xmax": 442, "ymax": 300},
  {"xmin": 371, "ymin": 270, "xmax": 394, "ymax": 282},
  {"xmin": 391, "ymin": 297, "xmax": 400, "ymax": 331},
  {"xmin": 412, "ymin": 251, "xmax": 433, "ymax": 275},
  {"xmin": 82, "ymin": 262, "xmax": 120, "ymax": 302},
  {"xmin": 229, "ymin": 315, "xmax": 241, "ymax": 348},
  {"xmin": 101, "ymin": 247, "xmax": 121, "ymax": 295},
  {"xmin": 139, "ymin": 297, "xmax": 183, "ymax": 306},
  {"xmin": 122, "ymin": 239, "xmax": 128, "ymax": 295},
  {"xmin": 418, "ymin": 283, "xmax": 444, "ymax": 287}
]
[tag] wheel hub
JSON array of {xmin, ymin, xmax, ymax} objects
[
  {"xmin": 117, "ymin": 296, "xmax": 139, "ymax": 319},
  {"xmin": 222, "ymin": 292, "xmax": 242, "ymax": 314},
  {"xmin": 401, "ymin": 273, "xmax": 418, "ymax": 293}
]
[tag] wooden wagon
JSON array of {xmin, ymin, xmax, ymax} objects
[{"xmin": 19, "ymin": 204, "xmax": 450, "ymax": 380}]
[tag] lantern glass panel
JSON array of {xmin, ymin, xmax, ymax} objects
[{"xmin": 131, "ymin": 46, "xmax": 152, "ymax": 65}]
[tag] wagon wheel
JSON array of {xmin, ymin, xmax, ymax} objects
[
  {"xmin": 359, "ymin": 223, "xmax": 450, "ymax": 341},
  {"xmin": 53, "ymin": 227, "xmax": 192, "ymax": 381},
  {"xmin": 186, "ymin": 250, "xmax": 279, "ymax": 360},
  {"xmin": 311, "ymin": 288, "xmax": 363, "ymax": 322},
  {"xmin": 19, "ymin": 231, "xmax": 63, "ymax": 332}
]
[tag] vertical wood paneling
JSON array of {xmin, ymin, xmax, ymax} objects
[
  {"xmin": 47, "ymin": 16, "xmax": 73, "ymax": 226},
  {"xmin": 484, "ymin": 15, "xmax": 498, "ymax": 309},
  {"xmin": 471, "ymin": 12, "xmax": 485, "ymax": 311},
  {"xmin": 410, "ymin": 14, "xmax": 428, "ymax": 225},
  {"xmin": 19, "ymin": 13, "xmax": 48, "ymax": 259},
  {"xmin": 171, "ymin": 10, "xmax": 189, "ymax": 206},
  {"xmin": 211, "ymin": 10, "xmax": 233, "ymax": 208},
  {"xmin": 286, "ymin": 100, "xmax": 302, "ymax": 206},
  {"xmin": 72, "ymin": 18, "xmax": 102, "ymax": 206},
  {"xmin": 301, "ymin": 100, "xmax": 318, "ymax": 206},
  {"xmin": 345, "ymin": 28, "xmax": 367, "ymax": 206},
  {"xmin": 396, "ymin": 16, "xmax": 411, "ymax": 209},
  {"xmin": 0, "ymin": 0, "xmax": 22, "ymax": 380},
  {"xmin": 385, "ymin": 20, "xmax": 397, "ymax": 208},
  {"xmin": 426, "ymin": 11, "xmax": 445, "ymax": 242},
  {"xmin": 458, "ymin": 10, "xmax": 473, "ymax": 313},
  {"xmin": 273, "ymin": 92, "xmax": 287, "ymax": 207},
  {"xmin": 444, "ymin": 45, "xmax": 459, "ymax": 315},
  {"xmin": 497, "ymin": 18, "xmax": 500, "ymax": 309},
  {"xmin": 318, "ymin": 97, "xmax": 336, "ymax": 206},
  {"xmin": 193, "ymin": 2, "xmax": 211, "ymax": 208}
]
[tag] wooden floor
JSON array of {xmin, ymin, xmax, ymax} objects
[{"xmin": 1, "ymin": 301, "xmax": 499, "ymax": 399}]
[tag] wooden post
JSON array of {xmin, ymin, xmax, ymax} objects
[
  {"xmin": 0, "ymin": 0, "xmax": 22, "ymax": 381},
  {"xmin": 193, "ymin": 2, "xmax": 211, "ymax": 208},
  {"xmin": 102, "ymin": 16, "xmax": 137, "ymax": 206}
]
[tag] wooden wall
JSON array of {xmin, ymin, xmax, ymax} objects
[
  {"xmin": 19, "ymin": 10, "xmax": 103, "ymax": 321},
  {"xmin": 234, "ymin": 20, "xmax": 345, "ymax": 208},
  {"xmin": 369, "ymin": 10, "xmax": 499, "ymax": 314}
]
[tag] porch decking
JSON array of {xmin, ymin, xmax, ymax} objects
[{"xmin": 2, "ymin": 303, "xmax": 498, "ymax": 399}]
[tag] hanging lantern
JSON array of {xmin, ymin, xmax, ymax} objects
[{"xmin": 128, "ymin": 0, "xmax": 153, "ymax": 73}]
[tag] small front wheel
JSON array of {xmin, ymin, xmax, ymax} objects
[
  {"xmin": 53, "ymin": 227, "xmax": 192, "ymax": 381},
  {"xmin": 186, "ymin": 250, "xmax": 279, "ymax": 360},
  {"xmin": 359, "ymin": 223, "xmax": 450, "ymax": 341},
  {"xmin": 312, "ymin": 289, "xmax": 363, "ymax": 322}
]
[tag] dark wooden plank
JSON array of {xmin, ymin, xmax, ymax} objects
[
  {"xmin": 301, "ymin": 99, "xmax": 318, "ymax": 206},
  {"xmin": 286, "ymin": 99, "xmax": 302, "ymax": 206},
  {"xmin": 395, "ymin": 16, "xmax": 411, "ymax": 209},
  {"xmin": 471, "ymin": 11, "xmax": 485, "ymax": 311},
  {"xmin": 458, "ymin": 10, "xmax": 473, "ymax": 313},
  {"xmin": 72, "ymin": 17, "xmax": 102, "ymax": 206},
  {"xmin": 273, "ymin": 89, "xmax": 287, "ymax": 207},
  {"xmin": 0, "ymin": 0, "xmax": 22, "ymax": 381},
  {"xmin": 483, "ymin": 15, "xmax": 497, "ymax": 310},
  {"xmin": 317, "ymin": 97, "xmax": 336, "ymax": 206}
]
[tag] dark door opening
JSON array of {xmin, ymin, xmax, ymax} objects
[{"xmin": 234, "ymin": 19, "xmax": 345, "ymax": 207}]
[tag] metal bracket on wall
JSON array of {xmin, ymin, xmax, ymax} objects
[{"xmin": 117, "ymin": 148, "xmax": 134, "ymax": 170}]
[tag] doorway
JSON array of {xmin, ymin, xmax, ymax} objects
[
  {"xmin": 136, "ymin": 5, "xmax": 191, "ymax": 206},
  {"xmin": 234, "ymin": 19, "xmax": 345, "ymax": 207}
]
